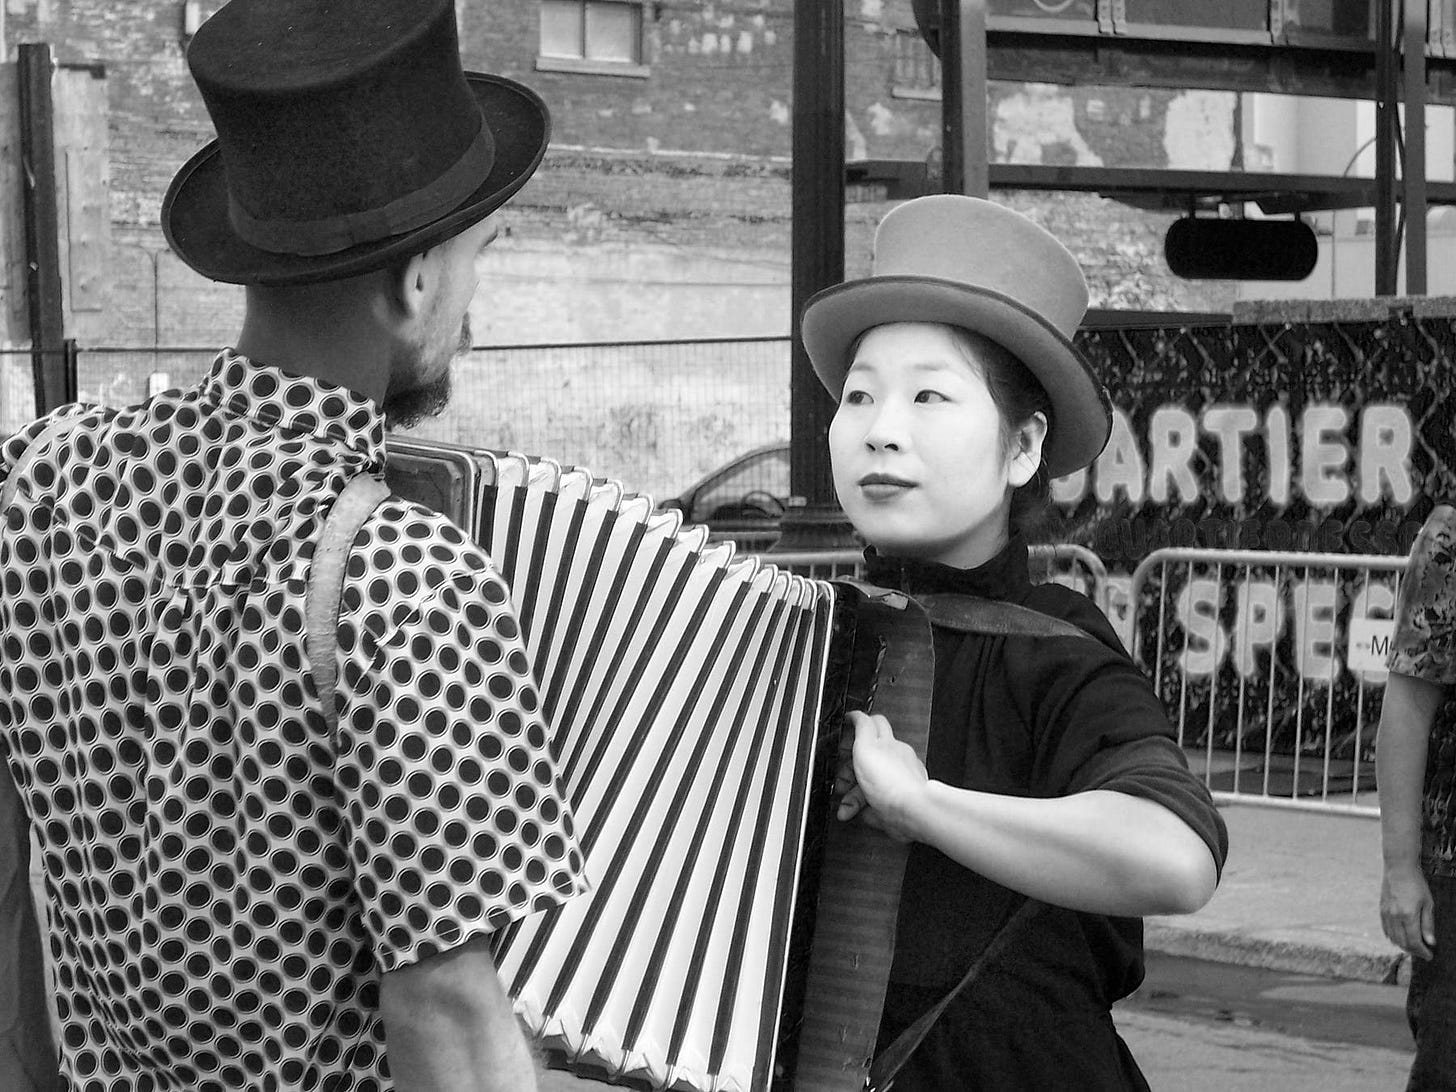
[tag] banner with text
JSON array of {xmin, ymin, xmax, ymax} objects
[{"xmin": 1049, "ymin": 313, "xmax": 1456, "ymax": 774}]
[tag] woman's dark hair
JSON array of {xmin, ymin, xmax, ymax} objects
[{"xmin": 946, "ymin": 326, "xmax": 1055, "ymax": 536}]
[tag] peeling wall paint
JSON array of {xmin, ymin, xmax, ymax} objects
[
  {"xmin": 846, "ymin": 112, "xmax": 869, "ymax": 162},
  {"xmin": 1164, "ymin": 91, "xmax": 1238, "ymax": 170},
  {"xmin": 994, "ymin": 84, "xmax": 1104, "ymax": 166},
  {"xmin": 867, "ymin": 101, "xmax": 897, "ymax": 137}
]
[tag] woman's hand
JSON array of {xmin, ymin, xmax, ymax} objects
[{"xmin": 835, "ymin": 710, "xmax": 927, "ymax": 842}]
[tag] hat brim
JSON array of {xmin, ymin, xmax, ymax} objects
[
  {"xmin": 161, "ymin": 73, "xmax": 549, "ymax": 287},
  {"xmin": 801, "ymin": 276, "xmax": 1111, "ymax": 477}
]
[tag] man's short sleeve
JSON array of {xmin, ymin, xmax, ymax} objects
[
  {"xmin": 1389, "ymin": 505, "xmax": 1456, "ymax": 686},
  {"xmin": 333, "ymin": 515, "xmax": 587, "ymax": 972}
]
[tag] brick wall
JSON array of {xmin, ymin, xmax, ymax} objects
[
  {"xmin": 2, "ymin": 0, "xmax": 1240, "ymax": 340},
  {"xmin": 1, "ymin": 0, "xmax": 1239, "ymax": 449}
]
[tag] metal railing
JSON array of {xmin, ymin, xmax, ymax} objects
[
  {"xmin": 757, "ymin": 549, "xmax": 866, "ymax": 581},
  {"xmin": 1128, "ymin": 547, "xmax": 1407, "ymax": 816},
  {"xmin": 760, "ymin": 543, "xmax": 1405, "ymax": 817},
  {"xmin": 1032, "ymin": 543, "xmax": 1110, "ymax": 615}
]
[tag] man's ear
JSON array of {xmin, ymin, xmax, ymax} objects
[
  {"xmin": 1008, "ymin": 411, "xmax": 1048, "ymax": 488},
  {"xmin": 389, "ymin": 247, "xmax": 435, "ymax": 321}
]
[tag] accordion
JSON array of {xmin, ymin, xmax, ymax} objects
[{"xmin": 384, "ymin": 436, "xmax": 933, "ymax": 1092}]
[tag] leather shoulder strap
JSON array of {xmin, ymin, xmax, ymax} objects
[
  {"xmin": 865, "ymin": 589, "xmax": 1089, "ymax": 1090},
  {"xmin": 915, "ymin": 592, "xmax": 1097, "ymax": 642},
  {"xmin": 306, "ymin": 474, "xmax": 390, "ymax": 735},
  {"xmin": 867, "ymin": 897, "xmax": 1043, "ymax": 1092},
  {"xmin": 1, "ymin": 414, "xmax": 86, "ymax": 513}
]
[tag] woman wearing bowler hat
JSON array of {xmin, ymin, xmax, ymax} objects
[{"xmin": 804, "ymin": 196, "xmax": 1228, "ymax": 1089}]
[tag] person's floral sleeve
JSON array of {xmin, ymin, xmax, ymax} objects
[{"xmin": 1389, "ymin": 504, "xmax": 1456, "ymax": 685}]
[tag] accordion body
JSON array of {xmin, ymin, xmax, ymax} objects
[{"xmin": 384, "ymin": 436, "xmax": 933, "ymax": 1092}]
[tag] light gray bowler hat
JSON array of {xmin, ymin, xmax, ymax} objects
[{"xmin": 800, "ymin": 195, "xmax": 1112, "ymax": 477}]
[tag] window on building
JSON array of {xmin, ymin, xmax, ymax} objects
[
  {"xmin": 538, "ymin": 0, "xmax": 649, "ymax": 76},
  {"xmin": 892, "ymin": 29, "xmax": 940, "ymax": 100}
]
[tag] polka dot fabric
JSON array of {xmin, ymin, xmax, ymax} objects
[{"xmin": 0, "ymin": 351, "xmax": 585, "ymax": 1091}]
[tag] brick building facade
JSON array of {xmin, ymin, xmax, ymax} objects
[
  {"xmin": 0, "ymin": 0, "xmax": 1241, "ymax": 472},
  {"xmin": 1, "ymin": 0, "xmax": 1238, "ymax": 336}
]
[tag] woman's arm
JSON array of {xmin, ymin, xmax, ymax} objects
[
  {"xmin": 839, "ymin": 711, "xmax": 1219, "ymax": 917},
  {"xmin": 1377, "ymin": 671, "xmax": 1442, "ymax": 960}
]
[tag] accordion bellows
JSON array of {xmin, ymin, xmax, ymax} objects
[{"xmin": 384, "ymin": 436, "xmax": 930, "ymax": 1092}]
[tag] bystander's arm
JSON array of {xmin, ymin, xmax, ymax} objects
[
  {"xmin": 381, "ymin": 934, "xmax": 539, "ymax": 1092},
  {"xmin": 0, "ymin": 765, "xmax": 62, "ymax": 1092},
  {"xmin": 1378, "ymin": 671, "xmax": 1443, "ymax": 960}
]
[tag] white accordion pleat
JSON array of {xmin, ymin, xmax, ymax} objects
[
  {"xmin": 377, "ymin": 436, "xmax": 833, "ymax": 1091},
  {"xmin": 465, "ymin": 452, "xmax": 833, "ymax": 1092}
]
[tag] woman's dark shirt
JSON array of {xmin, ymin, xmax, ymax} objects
[{"xmin": 865, "ymin": 537, "xmax": 1228, "ymax": 1018}]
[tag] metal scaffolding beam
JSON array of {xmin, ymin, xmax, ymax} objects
[
  {"xmin": 1404, "ymin": 0, "xmax": 1428, "ymax": 295},
  {"xmin": 941, "ymin": 0, "xmax": 989, "ymax": 197},
  {"xmin": 779, "ymin": 0, "xmax": 854, "ymax": 549},
  {"xmin": 17, "ymin": 42, "xmax": 70, "ymax": 416}
]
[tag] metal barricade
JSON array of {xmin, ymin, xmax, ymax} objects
[
  {"xmin": 757, "ymin": 548, "xmax": 866, "ymax": 581},
  {"xmin": 1031, "ymin": 543, "xmax": 1111, "ymax": 615},
  {"xmin": 1128, "ymin": 547, "xmax": 1407, "ymax": 816}
]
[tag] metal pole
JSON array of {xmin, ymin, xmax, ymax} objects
[
  {"xmin": 17, "ymin": 43, "xmax": 68, "ymax": 416},
  {"xmin": 1375, "ymin": 0, "xmax": 1399, "ymax": 295},
  {"xmin": 62, "ymin": 339, "xmax": 78, "ymax": 404},
  {"xmin": 1403, "ymin": 0, "xmax": 1428, "ymax": 295},
  {"xmin": 940, "ymin": 0, "xmax": 990, "ymax": 197},
  {"xmin": 779, "ymin": 0, "xmax": 854, "ymax": 550}
]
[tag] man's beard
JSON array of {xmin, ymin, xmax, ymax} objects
[
  {"xmin": 383, "ymin": 369, "xmax": 452, "ymax": 430},
  {"xmin": 383, "ymin": 316, "xmax": 471, "ymax": 430}
]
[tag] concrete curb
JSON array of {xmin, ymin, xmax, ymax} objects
[{"xmin": 1145, "ymin": 922, "xmax": 1409, "ymax": 986}]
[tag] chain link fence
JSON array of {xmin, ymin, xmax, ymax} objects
[
  {"xmin": 3, "ymin": 340, "xmax": 793, "ymax": 504},
  {"xmin": 412, "ymin": 337, "xmax": 791, "ymax": 501}
]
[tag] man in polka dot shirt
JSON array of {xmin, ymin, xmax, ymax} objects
[{"xmin": 0, "ymin": 1, "xmax": 586, "ymax": 1089}]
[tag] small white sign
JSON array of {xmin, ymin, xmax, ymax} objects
[{"xmin": 1347, "ymin": 617, "xmax": 1395, "ymax": 681}]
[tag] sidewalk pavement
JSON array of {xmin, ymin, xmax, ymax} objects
[{"xmin": 1145, "ymin": 800, "xmax": 1408, "ymax": 986}]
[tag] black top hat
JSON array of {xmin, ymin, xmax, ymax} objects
[{"xmin": 162, "ymin": 0, "xmax": 550, "ymax": 286}]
